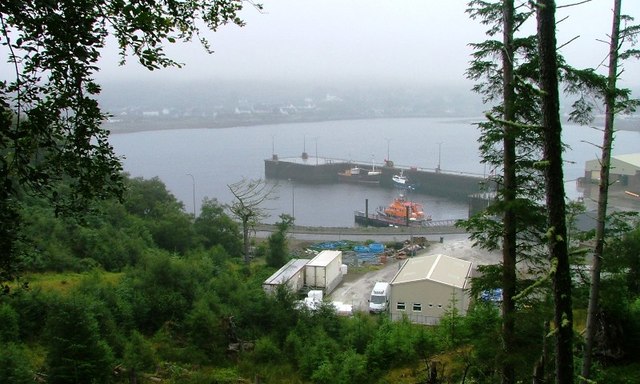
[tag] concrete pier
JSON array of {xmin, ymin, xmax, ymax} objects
[{"xmin": 264, "ymin": 156, "xmax": 494, "ymax": 201}]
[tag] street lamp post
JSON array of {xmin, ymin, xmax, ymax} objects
[
  {"xmin": 385, "ymin": 138, "xmax": 391, "ymax": 162},
  {"xmin": 186, "ymin": 173, "xmax": 196, "ymax": 217},
  {"xmin": 291, "ymin": 179, "xmax": 295, "ymax": 219},
  {"xmin": 437, "ymin": 142, "xmax": 443, "ymax": 173}
]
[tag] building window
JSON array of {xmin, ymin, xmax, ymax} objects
[
  {"xmin": 397, "ymin": 302, "xmax": 406, "ymax": 311},
  {"xmin": 413, "ymin": 303, "xmax": 422, "ymax": 312},
  {"xmin": 428, "ymin": 303, "xmax": 433, "ymax": 308},
  {"xmin": 438, "ymin": 304, "xmax": 443, "ymax": 308}
]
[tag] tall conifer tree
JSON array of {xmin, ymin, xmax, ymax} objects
[{"xmin": 536, "ymin": 1, "xmax": 574, "ymax": 382}]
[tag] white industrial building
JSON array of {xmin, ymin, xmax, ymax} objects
[
  {"xmin": 584, "ymin": 153, "xmax": 640, "ymax": 192},
  {"xmin": 389, "ymin": 254, "xmax": 473, "ymax": 325}
]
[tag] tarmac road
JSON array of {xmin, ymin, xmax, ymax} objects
[{"xmin": 256, "ymin": 223, "xmax": 467, "ymax": 244}]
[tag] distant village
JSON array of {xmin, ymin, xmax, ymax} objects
[
  {"xmin": 99, "ymin": 81, "xmax": 640, "ymax": 134},
  {"xmin": 99, "ymin": 81, "xmax": 486, "ymax": 132}
]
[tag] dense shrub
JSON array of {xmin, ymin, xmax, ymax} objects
[
  {"xmin": 44, "ymin": 296, "xmax": 114, "ymax": 384},
  {"xmin": 0, "ymin": 343, "xmax": 33, "ymax": 384}
]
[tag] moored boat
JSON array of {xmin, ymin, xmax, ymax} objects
[
  {"xmin": 378, "ymin": 194, "xmax": 426, "ymax": 222},
  {"xmin": 337, "ymin": 166, "xmax": 381, "ymax": 184},
  {"xmin": 354, "ymin": 194, "xmax": 431, "ymax": 227},
  {"xmin": 391, "ymin": 170, "xmax": 415, "ymax": 190}
]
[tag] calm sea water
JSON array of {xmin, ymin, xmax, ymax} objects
[{"xmin": 108, "ymin": 117, "xmax": 640, "ymax": 227}]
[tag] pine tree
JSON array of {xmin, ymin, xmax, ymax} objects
[{"xmin": 536, "ymin": 1, "xmax": 574, "ymax": 382}]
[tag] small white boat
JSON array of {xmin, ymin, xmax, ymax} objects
[
  {"xmin": 338, "ymin": 166, "xmax": 380, "ymax": 184},
  {"xmin": 368, "ymin": 159, "xmax": 381, "ymax": 176},
  {"xmin": 392, "ymin": 170, "xmax": 414, "ymax": 190}
]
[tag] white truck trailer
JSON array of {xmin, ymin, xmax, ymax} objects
[
  {"xmin": 262, "ymin": 259, "xmax": 309, "ymax": 295},
  {"xmin": 305, "ymin": 250, "xmax": 343, "ymax": 294}
]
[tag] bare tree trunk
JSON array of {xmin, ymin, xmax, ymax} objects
[
  {"xmin": 581, "ymin": 0, "xmax": 622, "ymax": 382},
  {"xmin": 129, "ymin": 368, "xmax": 137, "ymax": 384},
  {"xmin": 427, "ymin": 360, "xmax": 439, "ymax": 384},
  {"xmin": 501, "ymin": 1, "xmax": 517, "ymax": 383},
  {"xmin": 242, "ymin": 218, "xmax": 250, "ymax": 266},
  {"xmin": 533, "ymin": 321, "xmax": 550, "ymax": 384},
  {"xmin": 536, "ymin": 1, "xmax": 574, "ymax": 383}
]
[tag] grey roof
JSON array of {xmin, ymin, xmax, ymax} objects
[
  {"xmin": 586, "ymin": 153, "xmax": 640, "ymax": 173},
  {"xmin": 614, "ymin": 153, "xmax": 640, "ymax": 168},
  {"xmin": 391, "ymin": 254, "xmax": 472, "ymax": 289}
]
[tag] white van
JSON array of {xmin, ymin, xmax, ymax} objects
[{"xmin": 368, "ymin": 282, "xmax": 390, "ymax": 313}]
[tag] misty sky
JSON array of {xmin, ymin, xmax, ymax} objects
[{"xmin": 95, "ymin": 0, "xmax": 640, "ymax": 88}]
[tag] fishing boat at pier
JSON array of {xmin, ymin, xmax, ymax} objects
[
  {"xmin": 337, "ymin": 166, "xmax": 381, "ymax": 185},
  {"xmin": 391, "ymin": 170, "xmax": 415, "ymax": 190}
]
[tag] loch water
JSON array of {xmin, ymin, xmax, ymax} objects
[{"xmin": 108, "ymin": 117, "xmax": 640, "ymax": 227}]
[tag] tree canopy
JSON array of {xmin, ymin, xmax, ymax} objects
[{"xmin": 0, "ymin": 0, "xmax": 256, "ymax": 286}]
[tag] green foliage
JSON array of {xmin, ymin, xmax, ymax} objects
[
  {"xmin": 313, "ymin": 350, "xmax": 372, "ymax": 384},
  {"xmin": 436, "ymin": 300, "xmax": 469, "ymax": 351},
  {"xmin": 123, "ymin": 250, "xmax": 196, "ymax": 332},
  {"xmin": 72, "ymin": 272, "xmax": 132, "ymax": 355},
  {"xmin": 294, "ymin": 328, "xmax": 341, "ymax": 379},
  {"xmin": 604, "ymin": 222, "xmax": 640, "ymax": 295},
  {"xmin": 0, "ymin": 190, "xmax": 22, "ymax": 288},
  {"xmin": 123, "ymin": 176, "xmax": 183, "ymax": 219},
  {"xmin": 463, "ymin": 303, "xmax": 502, "ymax": 381},
  {"xmin": 0, "ymin": 0, "xmax": 253, "ymax": 284},
  {"xmin": 228, "ymin": 178, "xmax": 276, "ymax": 265},
  {"xmin": 589, "ymin": 279, "xmax": 640, "ymax": 359},
  {"xmin": 18, "ymin": 187, "xmax": 156, "ymax": 272},
  {"xmin": 7, "ymin": 287, "xmax": 52, "ymax": 341},
  {"xmin": 123, "ymin": 330, "xmax": 157, "ymax": 379},
  {"xmin": 149, "ymin": 208, "xmax": 196, "ymax": 254},
  {"xmin": 194, "ymin": 197, "xmax": 242, "ymax": 256},
  {"xmin": 164, "ymin": 366, "xmax": 245, "ymax": 384},
  {"xmin": 261, "ymin": 284, "xmax": 302, "ymax": 342},
  {"xmin": 0, "ymin": 302, "xmax": 19, "ymax": 342},
  {"xmin": 0, "ymin": 342, "xmax": 33, "ymax": 384},
  {"xmin": 16, "ymin": 202, "xmax": 77, "ymax": 272},
  {"xmin": 342, "ymin": 312, "xmax": 379, "ymax": 354},
  {"xmin": 591, "ymin": 362, "xmax": 640, "ymax": 384},
  {"xmin": 266, "ymin": 214, "xmax": 293, "ymax": 268},
  {"xmin": 44, "ymin": 295, "xmax": 114, "ymax": 384},
  {"xmin": 183, "ymin": 295, "xmax": 229, "ymax": 361},
  {"xmin": 253, "ymin": 336, "xmax": 284, "ymax": 364},
  {"xmin": 5, "ymin": 170, "xmax": 640, "ymax": 383},
  {"xmin": 365, "ymin": 317, "xmax": 421, "ymax": 372},
  {"xmin": 626, "ymin": 298, "xmax": 640, "ymax": 355},
  {"xmin": 124, "ymin": 176, "xmax": 195, "ymax": 254}
]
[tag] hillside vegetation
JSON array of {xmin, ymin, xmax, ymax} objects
[{"xmin": 1, "ymin": 174, "xmax": 640, "ymax": 384}]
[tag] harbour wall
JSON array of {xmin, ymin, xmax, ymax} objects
[{"xmin": 264, "ymin": 157, "xmax": 494, "ymax": 204}]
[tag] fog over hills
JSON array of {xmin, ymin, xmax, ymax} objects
[
  {"xmin": 98, "ymin": 80, "xmax": 487, "ymax": 132},
  {"xmin": 99, "ymin": 79, "xmax": 640, "ymax": 134},
  {"xmin": 92, "ymin": 1, "xmax": 639, "ymax": 133}
]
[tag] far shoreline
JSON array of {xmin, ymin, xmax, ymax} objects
[{"xmin": 105, "ymin": 115, "xmax": 640, "ymax": 136}]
